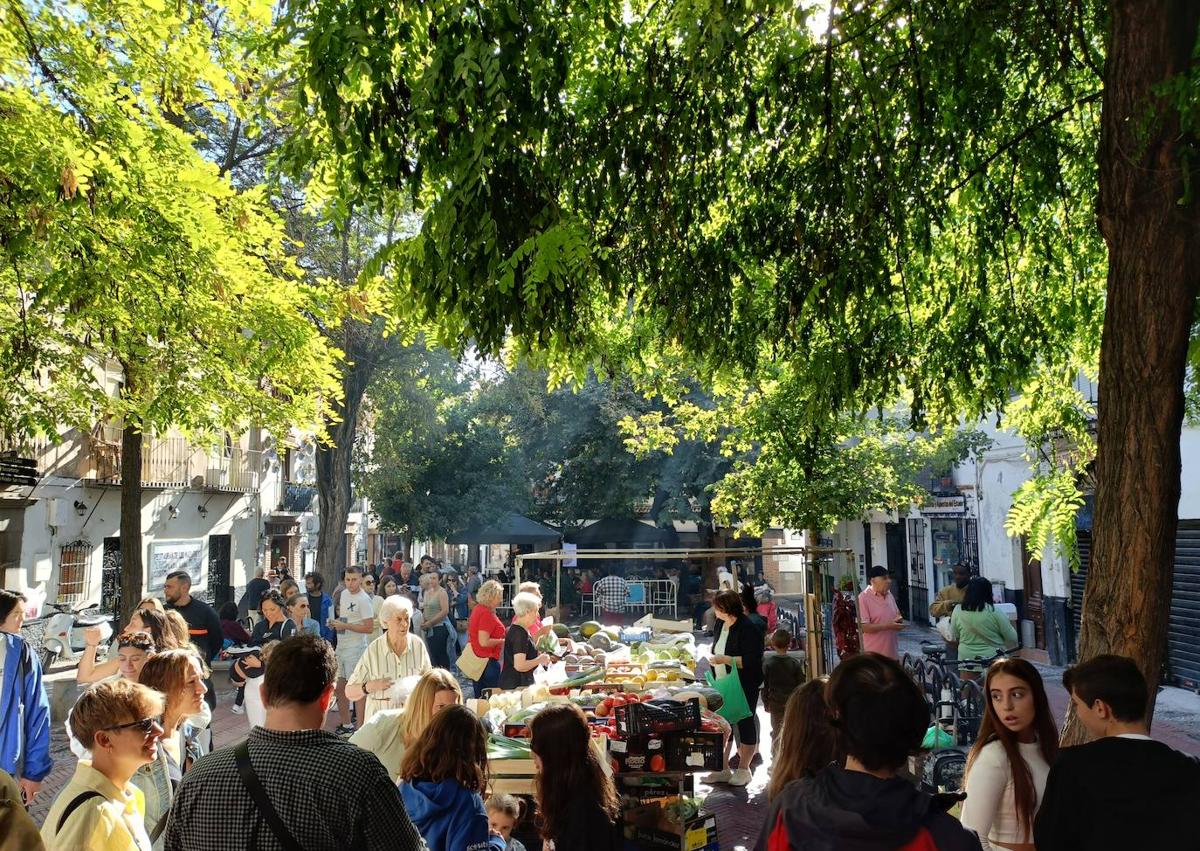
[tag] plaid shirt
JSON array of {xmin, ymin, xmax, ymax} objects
[
  {"xmin": 592, "ymin": 575, "xmax": 628, "ymax": 614},
  {"xmin": 164, "ymin": 727, "xmax": 426, "ymax": 851}
]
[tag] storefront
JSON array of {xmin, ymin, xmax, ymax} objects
[{"xmin": 920, "ymin": 495, "xmax": 979, "ymax": 592}]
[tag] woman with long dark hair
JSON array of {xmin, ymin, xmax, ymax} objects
[
  {"xmin": 398, "ymin": 705, "xmax": 504, "ymax": 851},
  {"xmin": 950, "ymin": 576, "xmax": 1018, "ymax": 679},
  {"xmin": 766, "ymin": 678, "xmax": 838, "ymax": 801},
  {"xmin": 705, "ymin": 589, "xmax": 765, "ymax": 787},
  {"xmin": 961, "ymin": 658, "xmax": 1058, "ymax": 851},
  {"xmin": 528, "ymin": 704, "xmax": 620, "ymax": 851}
]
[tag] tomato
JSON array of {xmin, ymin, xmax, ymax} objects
[
  {"xmin": 595, "ymin": 700, "xmax": 611, "ymax": 717},
  {"xmin": 649, "ymin": 755, "xmax": 667, "ymax": 773},
  {"xmin": 611, "ymin": 758, "xmax": 621, "ymax": 774}
]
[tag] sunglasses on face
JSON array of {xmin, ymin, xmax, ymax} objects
[{"xmin": 105, "ymin": 716, "xmax": 162, "ymax": 735}]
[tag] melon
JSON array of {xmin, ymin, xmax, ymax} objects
[{"xmin": 580, "ymin": 621, "xmax": 603, "ymax": 638}]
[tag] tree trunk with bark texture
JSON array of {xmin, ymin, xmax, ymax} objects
[
  {"xmin": 1067, "ymin": 0, "xmax": 1200, "ymax": 743},
  {"xmin": 315, "ymin": 320, "xmax": 376, "ymax": 593},
  {"xmin": 119, "ymin": 416, "xmax": 144, "ymax": 622}
]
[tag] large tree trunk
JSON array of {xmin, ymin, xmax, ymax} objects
[
  {"xmin": 1067, "ymin": 0, "xmax": 1200, "ymax": 743},
  {"xmin": 119, "ymin": 419, "xmax": 144, "ymax": 622},
  {"xmin": 314, "ymin": 321, "xmax": 376, "ymax": 591}
]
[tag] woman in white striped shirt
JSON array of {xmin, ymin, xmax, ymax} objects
[{"xmin": 345, "ymin": 595, "xmax": 433, "ymax": 723}]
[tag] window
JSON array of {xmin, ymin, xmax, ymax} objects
[{"xmin": 58, "ymin": 542, "xmax": 91, "ymax": 606}]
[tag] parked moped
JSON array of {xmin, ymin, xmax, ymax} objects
[{"xmin": 40, "ymin": 602, "xmax": 113, "ymax": 670}]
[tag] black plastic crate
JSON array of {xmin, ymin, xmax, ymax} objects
[
  {"xmin": 615, "ymin": 698, "xmax": 701, "ymax": 736},
  {"xmin": 662, "ymin": 731, "xmax": 724, "ymax": 771}
]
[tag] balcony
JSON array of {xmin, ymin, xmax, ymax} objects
[
  {"xmin": 84, "ymin": 426, "xmax": 262, "ymax": 493},
  {"xmin": 278, "ymin": 482, "xmax": 317, "ymax": 513}
]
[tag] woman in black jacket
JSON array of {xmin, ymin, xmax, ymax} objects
[{"xmin": 706, "ymin": 589, "xmax": 765, "ymax": 786}]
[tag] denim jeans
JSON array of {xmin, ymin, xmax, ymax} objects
[{"xmin": 473, "ymin": 657, "xmax": 501, "ymax": 698}]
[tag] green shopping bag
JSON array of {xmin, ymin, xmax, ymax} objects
[{"xmin": 705, "ymin": 669, "xmax": 752, "ymax": 725}]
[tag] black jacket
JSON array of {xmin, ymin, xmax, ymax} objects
[
  {"xmin": 713, "ymin": 615, "xmax": 765, "ymax": 693},
  {"xmin": 1033, "ymin": 736, "xmax": 1200, "ymax": 851},
  {"xmin": 756, "ymin": 765, "xmax": 982, "ymax": 851}
]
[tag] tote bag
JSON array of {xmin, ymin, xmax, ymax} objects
[
  {"xmin": 705, "ymin": 669, "xmax": 752, "ymax": 725},
  {"xmin": 455, "ymin": 642, "xmax": 489, "ymax": 681}
]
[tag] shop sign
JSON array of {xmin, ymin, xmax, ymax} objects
[
  {"xmin": 920, "ymin": 495, "xmax": 967, "ymax": 516},
  {"xmin": 148, "ymin": 539, "xmax": 206, "ymax": 591}
]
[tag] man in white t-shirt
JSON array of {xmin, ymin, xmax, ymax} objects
[{"xmin": 331, "ymin": 565, "xmax": 374, "ymax": 734}]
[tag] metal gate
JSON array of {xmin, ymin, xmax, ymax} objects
[
  {"xmin": 1168, "ymin": 522, "xmax": 1200, "ymax": 689},
  {"xmin": 101, "ymin": 537, "xmax": 122, "ymax": 630},
  {"xmin": 908, "ymin": 519, "xmax": 930, "ymax": 625},
  {"xmin": 207, "ymin": 535, "xmax": 232, "ymax": 609}
]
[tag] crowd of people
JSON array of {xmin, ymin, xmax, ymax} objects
[{"xmin": 2, "ymin": 557, "xmax": 1200, "ymax": 851}]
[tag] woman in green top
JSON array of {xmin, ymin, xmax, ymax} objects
[{"xmin": 950, "ymin": 577, "xmax": 1018, "ymax": 680}]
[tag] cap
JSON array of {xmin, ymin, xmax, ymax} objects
[{"xmin": 868, "ymin": 565, "xmax": 890, "ymax": 579}]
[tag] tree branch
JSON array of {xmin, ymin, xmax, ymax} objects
[
  {"xmin": 7, "ymin": 0, "xmax": 95, "ymax": 133},
  {"xmin": 947, "ymin": 90, "xmax": 1102, "ymax": 195}
]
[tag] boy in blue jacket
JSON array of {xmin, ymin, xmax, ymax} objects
[{"xmin": 0, "ymin": 631, "xmax": 53, "ymax": 804}]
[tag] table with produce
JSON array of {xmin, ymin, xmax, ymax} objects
[{"xmin": 477, "ymin": 620, "xmax": 725, "ymax": 850}]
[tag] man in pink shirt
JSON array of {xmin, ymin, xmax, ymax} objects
[{"xmin": 858, "ymin": 565, "xmax": 904, "ymax": 659}]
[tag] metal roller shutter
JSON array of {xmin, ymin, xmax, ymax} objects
[
  {"xmin": 1168, "ymin": 521, "xmax": 1200, "ymax": 689},
  {"xmin": 1070, "ymin": 531, "xmax": 1091, "ymax": 659}
]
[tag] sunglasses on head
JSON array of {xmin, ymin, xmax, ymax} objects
[{"xmin": 105, "ymin": 716, "xmax": 161, "ymax": 735}]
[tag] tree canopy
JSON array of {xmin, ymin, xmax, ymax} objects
[{"xmin": 0, "ymin": 0, "xmax": 342, "ymax": 444}]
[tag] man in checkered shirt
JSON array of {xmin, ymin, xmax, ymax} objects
[
  {"xmin": 164, "ymin": 633, "xmax": 426, "ymax": 850},
  {"xmin": 592, "ymin": 571, "xmax": 629, "ymax": 618}
]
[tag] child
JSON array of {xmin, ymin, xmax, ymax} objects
[
  {"xmin": 485, "ymin": 794, "xmax": 528, "ymax": 851},
  {"xmin": 761, "ymin": 628, "xmax": 806, "ymax": 759},
  {"xmin": 231, "ymin": 640, "xmax": 278, "ymax": 729},
  {"xmin": 399, "ymin": 705, "xmax": 505, "ymax": 851}
]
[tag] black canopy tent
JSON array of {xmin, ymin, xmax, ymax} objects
[
  {"xmin": 445, "ymin": 513, "xmax": 561, "ymax": 546},
  {"xmin": 564, "ymin": 518, "xmax": 679, "ymax": 548}
]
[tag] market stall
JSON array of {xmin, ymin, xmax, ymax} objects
[{"xmin": 476, "ymin": 619, "xmax": 728, "ymax": 850}]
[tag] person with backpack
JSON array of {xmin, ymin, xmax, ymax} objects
[
  {"xmin": 41, "ymin": 679, "xmax": 164, "ymax": 850},
  {"xmin": 757, "ymin": 652, "xmax": 982, "ymax": 851}
]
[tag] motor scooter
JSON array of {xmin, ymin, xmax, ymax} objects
[{"xmin": 40, "ymin": 602, "xmax": 113, "ymax": 670}]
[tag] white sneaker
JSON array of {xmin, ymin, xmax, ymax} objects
[
  {"xmin": 701, "ymin": 769, "xmax": 732, "ymax": 784},
  {"xmin": 230, "ymin": 704, "xmax": 244, "ymax": 715},
  {"xmin": 729, "ymin": 768, "xmax": 753, "ymax": 786}
]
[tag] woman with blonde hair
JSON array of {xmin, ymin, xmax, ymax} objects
[
  {"xmin": 133, "ymin": 649, "xmax": 208, "ymax": 848},
  {"xmin": 466, "ymin": 580, "xmax": 506, "ymax": 697},
  {"xmin": 346, "ymin": 594, "xmax": 432, "ymax": 723},
  {"xmin": 350, "ymin": 668, "xmax": 462, "ymax": 779},
  {"xmin": 420, "ymin": 572, "xmax": 453, "ymax": 669}
]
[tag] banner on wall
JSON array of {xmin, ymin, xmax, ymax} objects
[{"xmin": 148, "ymin": 539, "xmax": 206, "ymax": 591}]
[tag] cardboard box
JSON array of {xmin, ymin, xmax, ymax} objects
[
  {"xmin": 626, "ymin": 803, "xmax": 717, "ymax": 851},
  {"xmin": 617, "ymin": 772, "xmax": 694, "ymax": 807},
  {"xmin": 633, "ymin": 614, "xmax": 694, "ymax": 634}
]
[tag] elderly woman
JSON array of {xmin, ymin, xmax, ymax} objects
[
  {"xmin": 346, "ymin": 595, "xmax": 433, "ymax": 723},
  {"xmin": 466, "ymin": 580, "xmax": 506, "ymax": 698},
  {"xmin": 498, "ymin": 592, "xmax": 550, "ymax": 691}
]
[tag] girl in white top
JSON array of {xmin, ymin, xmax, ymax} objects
[{"xmin": 962, "ymin": 657, "xmax": 1059, "ymax": 851}]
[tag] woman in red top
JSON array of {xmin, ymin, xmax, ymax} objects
[{"xmin": 467, "ymin": 579, "xmax": 506, "ymax": 698}]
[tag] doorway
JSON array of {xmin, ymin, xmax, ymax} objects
[
  {"xmin": 207, "ymin": 535, "xmax": 232, "ymax": 608},
  {"xmin": 1020, "ymin": 536, "xmax": 1045, "ymax": 649},
  {"xmin": 885, "ymin": 523, "xmax": 909, "ymax": 619}
]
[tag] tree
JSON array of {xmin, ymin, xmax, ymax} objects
[
  {"xmin": 1, "ymin": 0, "xmax": 342, "ymax": 617},
  {"xmin": 287, "ymin": 0, "xmax": 1198, "ymax": 728}
]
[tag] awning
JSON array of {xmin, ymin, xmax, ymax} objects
[{"xmin": 445, "ymin": 513, "xmax": 561, "ymax": 546}]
